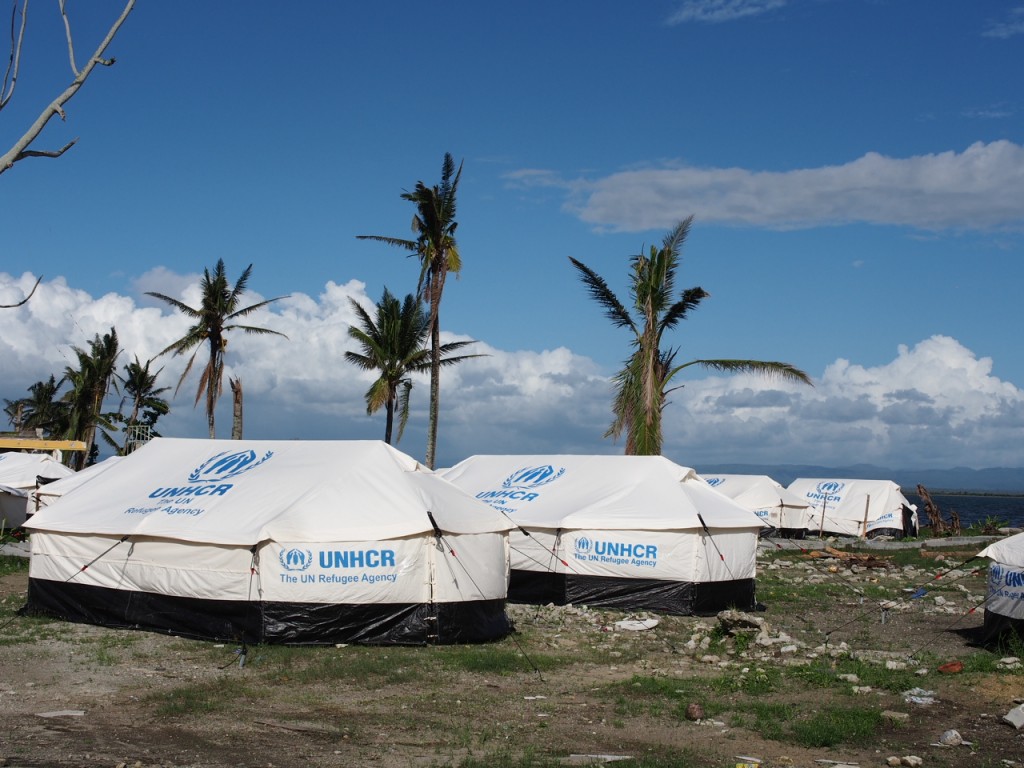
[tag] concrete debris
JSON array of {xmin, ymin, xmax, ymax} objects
[
  {"xmin": 717, "ymin": 609, "xmax": 768, "ymax": 634},
  {"xmin": 934, "ymin": 728, "xmax": 970, "ymax": 746},
  {"xmin": 1004, "ymin": 703, "xmax": 1024, "ymax": 730},
  {"xmin": 613, "ymin": 618, "xmax": 658, "ymax": 631}
]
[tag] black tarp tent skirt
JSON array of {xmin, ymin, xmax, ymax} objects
[
  {"xmin": 980, "ymin": 608, "xmax": 1024, "ymax": 648},
  {"xmin": 23, "ymin": 578, "xmax": 511, "ymax": 646},
  {"xmin": 508, "ymin": 570, "xmax": 756, "ymax": 615}
]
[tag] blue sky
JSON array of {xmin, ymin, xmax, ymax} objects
[{"xmin": 2, "ymin": 0, "xmax": 1023, "ymax": 471}]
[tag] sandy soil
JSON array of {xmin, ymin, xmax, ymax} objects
[{"xmin": 1, "ymin": 546, "xmax": 1023, "ymax": 768}]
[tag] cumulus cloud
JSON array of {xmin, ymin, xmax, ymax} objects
[
  {"xmin": 661, "ymin": 335, "xmax": 1024, "ymax": 468},
  {"xmin": 2, "ymin": 274, "xmax": 1022, "ymax": 470},
  {"xmin": 509, "ymin": 141, "xmax": 1024, "ymax": 233},
  {"xmin": 666, "ymin": 0, "xmax": 786, "ymax": 25}
]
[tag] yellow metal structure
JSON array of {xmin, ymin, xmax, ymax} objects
[{"xmin": 0, "ymin": 438, "xmax": 87, "ymax": 452}]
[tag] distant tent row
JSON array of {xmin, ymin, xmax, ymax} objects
[
  {"xmin": 701, "ymin": 474, "xmax": 813, "ymax": 536},
  {"xmin": 786, "ymin": 477, "xmax": 919, "ymax": 539}
]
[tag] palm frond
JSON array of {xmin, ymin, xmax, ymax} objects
[
  {"xmin": 145, "ymin": 292, "xmax": 201, "ymax": 318},
  {"xmin": 226, "ymin": 324, "xmax": 289, "ymax": 339},
  {"xmin": 227, "ymin": 296, "xmax": 290, "ymax": 321},
  {"xmin": 671, "ymin": 359, "xmax": 813, "ymax": 385},
  {"xmin": 356, "ymin": 234, "xmax": 419, "ymax": 252},
  {"xmin": 659, "ymin": 286, "xmax": 710, "ymax": 332},
  {"xmin": 569, "ymin": 257, "xmax": 635, "ymax": 331}
]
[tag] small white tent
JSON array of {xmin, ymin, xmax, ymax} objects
[
  {"xmin": 701, "ymin": 474, "xmax": 812, "ymax": 537},
  {"xmin": 441, "ymin": 455, "xmax": 764, "ymax": 615},
  {"xmin": 977, "ymin": 532, "xmax": 1024, "ymax": 644},
  {"xmin": 786, "ymin": 478, "xmax": 918, "ymax": 538},
  {"xmin": 24, "ymin": 438, "xmax": 513, "ymax": 645},
  {"xmin": 0, "ymin": 452, "xmax": 75, "ymax": 529}
]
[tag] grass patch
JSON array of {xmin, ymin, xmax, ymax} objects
[
  {"xmin": 248, "ymin": 644, "xmax": 427, "ymax": 686},
  {"xmin": 0, "ymin": 554, "xmax": 29, "ymax": 578},
  {"xmin": 790, "ymin": 704, "xmax": 882, "ymax": 747},
  {"xmin": 148, "ymin": 675, "xmax": 258, "ymax": 716},
  {"xmin": 439, "ymin": 644, "xmax": 560, "ymax": 675},
  {"xmin": 613, "ymin": 664, "xmax": 891, "ymax": 751}
]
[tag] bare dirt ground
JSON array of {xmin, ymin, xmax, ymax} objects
[{"xmin": 1, "ymin": 545, "xmax": 1023, "ymax": 768}]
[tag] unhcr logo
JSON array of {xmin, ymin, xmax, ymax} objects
[
  {"xmin": 575, "ymin": 536, "xmax": 592, "ymax": 554},
  {"xmin": 279, "ymin": 548, "xmax": 313, "ymax": 572},
  {"xmin": 501, "ymin": 465, "xmax": 565, "ymax": 490},
  {"xmin": 816, "ymin": 480, "xmax": 845, "ymax": 495},
  {"xmin": 188, "ymin": 449, "xmax": 274, "ymax": 483},
  {"xmin": 705, "ymin": 477, "xmax": 725, "ymax": 487}
]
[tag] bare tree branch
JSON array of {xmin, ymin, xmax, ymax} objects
[
  {"xmin": 1, "ymin": 0, "xmax": 29, "ymax": 108},
  {"xmin": 0, "ymin": 0, "xmax": 135, "ymax": 174},
  {"xmin": 0, "ymin": 273, "xmax": 42, "ymax": 308},
  {"xmin": 59, "ymin": 0, "xmax": 79, "ymax": 77}
]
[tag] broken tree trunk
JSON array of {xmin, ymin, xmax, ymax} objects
[
  {"xmin": 230, "ymin": 377, "xmax": 243, "ymax": 440},
  {"xmin": 916, "ymin": 484, "xmax": 945, "ymax": 534}
]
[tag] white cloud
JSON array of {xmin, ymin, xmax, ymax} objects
[
  {"xmin": 982, "ymin": 7, "xmax": 1024, "ymax": 39},
  {"xmin": 3, "ymin": 275, "xmax": 1022, "ymax": 470},
  {"xmin": 509, "ymin": 141, "xmax": 1024, "ymax": 233},
  {"xmin": 659, "ymin": 336, "xmax": 1024, "ymax": 468},
  {"xmin": 667, "ymin": 0, "xmax": 786, "ymax": 25}
]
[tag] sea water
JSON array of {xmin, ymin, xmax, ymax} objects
[{"xmin": 905, "ymin": 492, "xmax": 1024, "ymax": 529}]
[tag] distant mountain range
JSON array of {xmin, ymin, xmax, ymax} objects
[{"xmin": 696, "ymin": 463, "xmax": 1024, "ymax": 494}]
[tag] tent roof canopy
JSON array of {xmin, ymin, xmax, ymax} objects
[
  {"xmin": 26, "ymin": 438, "xmax": 511, "ymax": 545},
  {"xmin": 699, "ymin": 473, "xmax": 811, "ymax": 513},
  {"xmin": 442, "ymin": 454, "xmax": 763, "ymax": 531},
  {"xmin": 0, "ymin": 452, "xmax": 74, "ymax": 490}
]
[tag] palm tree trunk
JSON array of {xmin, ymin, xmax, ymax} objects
[
  {"xmin": 384, "ymin": 398, "xmax": 395, "ymax": 445},
  {"xmin": 426, "ymin": 309, "xmax": 441, "ymax": 469}
]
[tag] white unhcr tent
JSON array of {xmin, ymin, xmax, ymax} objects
[
  {"xmin": 441, "ymin": 455, "xmax": 764, "ymax": 615},
  {"xmin": 977, "ymin": 532, "xmax": 1024, "ymax": 645},
  {"xmin": 786, "ymin": 478, "xmax": 918, "ymax": 539},
  {"xmin": 701, "ymin": 474, "xmax": 812, "ymax": 537},
  {"xmin": 0, "ymin": 452, "xmax": 75, "ymax": 529},
  {"xmin": 24, "ymin": 438, "xmax": 513, "ymax": 646}
]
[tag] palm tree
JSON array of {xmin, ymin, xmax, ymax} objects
[
  {"xmin": 147, "ymin": 260, "xmax": 288, "ymax": 439},
  {"xmin": 570, "ymin": 216, "xmax": 812, "ymax": 456},
  {"xmin": 3, "ymin": 399, "xmax": 24, "ymax": 432},
  {"xmin": 345, "ymin": 289, "xmax": 480, "ymax": 446},
  {"xmin": 357, "ymin": 152, "xmax": 463, "ymax": 468},
  {"xmin": 5, "ymin": 375, "xmax": 67, "ymax": 436},
  {"xmin": 62, "ymin": 328, "xmax": 120, "ymax": 469},
  {"xmin": 115, "ymin": 356, "xmax": 170, "ymax": 452}
]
